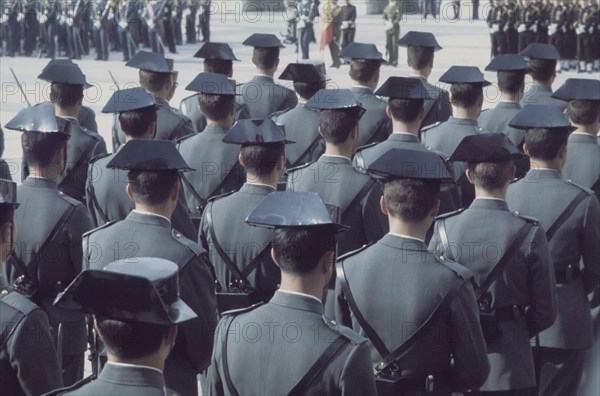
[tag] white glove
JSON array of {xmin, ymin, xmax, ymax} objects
[
  {"xmin": 0, "ymin": 14, "xmax": 7, "ymax": 24},
  {"xmin": 531, "ymin": 23, "xmax": 537, "ymax": 33},
  {"xmin": 549, "ymin": 25, "xmax": 557, "ymax": 36},
  {"xmin": 589, "ymin": 26, "xmax": 594, "ymax": 34},
  {"xmin": 118, "ymin": 20, "xmax": 127, "ymax": 29},
  {"xmin": 562, "ymin": 25, "xmax": 567, "ymax": 33},
  {"xmin": 503, "ymin": 23, "xmax": 509, "ymax": 31},
  {"xmin": 490, "ymin": 24, "xmax": 499, "ymax": 34},
  {"xmin": 182, "ymin": 8, "xmax": 191, "ymax": 18},
  {"xmin": 107, "ymin": 12, "xmax": 114, "ymax": 20},
  {"xmin": 94, "ymin": 20, "xmax": 101, "ymax": 28},
  {"xmin": 576, "ymin": 26, "xmax": 585, "ymax": 35},
  {"xmin": 517, "ymin": 24, "xmax": 526, "ymax": 33},
  {"xmin": 67, "ymin": 17, "xmax": 73, "ymax": 26},
  {"xmin": 384, "ymin": 20, "xmax": 393, "ymax": 31},
  {"xmin": 59, "ymin": 15, "xmax": 67, "ymax": 24},
  {"xmin": 17, "ymin": 12, "xmax": 24, "ymax": 22},
  {"xmin": 297, "ymin": 19, "xmax": 305, "ymax": 29}
]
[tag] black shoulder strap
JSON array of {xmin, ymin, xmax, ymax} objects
[
  {"xmin": 287, "ymin": 336, "xmax": 347, "ymax": 396},
  {"xmin": 341, "ymin": 179, "xmax": 376, "ymax": 218},
  {"xmin": 288, "ymin": 135, "xmax": 322, "ymax": 168},
  {"xmin": 545, "ymin": 190, "xmax": 588, "ymax": 242},
  {"xmin": 180, "ymin": 174, "xmax": 208, "ymax": 214},
  {"xmin": 336, "ymin": 261, "xmax": 390, "ymax": 358},
  {"xmin": 437, "ymin": 219, "xmax": 479, "ymax": 290},
  {"xmin": 222, "ymin": 314, "xmax": 240, "ymax": 396},
  {"xmin": 0, "ymin": 301, "xmax": 26, "ymax": 351},
  {"xmin": 87, "ymin": 180, "xmax": 110, "ymax": 225},
  {"xmin": 475, "ymin": 221, "xmax": 535, "ymax": 300},
  {"xmin": 377, "ymin": 275, "xmax": 465, "ymax": 373}
]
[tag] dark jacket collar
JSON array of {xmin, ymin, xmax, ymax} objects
[
  {"xmin": 126, "ymin": 210, "xmax": 171, "ymax": 228},
  {"xmin": 22, "ymin": 176, "xmax": 58, "ymax": 189},
  {"xmin": 239, "ymin": 183, "xmax": 276, "ymax": 195},
  {"xmin": 387, "ymin": 133, "xmax": 420, "ymax": 143},
  {"xmin": 469, "ymin": 198, "xmax": 510, "ymax": 211},
  {"xmin": 202, "ymin": 124, "xmax": 230, "ymax": 135},
  {"xmin": 269, "ymin": 290, "xmax": 323, "ymax": 315},
  {"xmin": 99, "ymin": 363, "xmax": 166, "ymax": 389},
  {"xmin": 379, "ymin": 234, "xmax": 429, "ymax": 251},
  {"xmin": 494, "ymin": 101, "xmax": 521, "ymax": 110}
]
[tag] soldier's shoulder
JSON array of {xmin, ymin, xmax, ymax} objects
[
  {"xmin": 435, "ymin": 255, "xmax": 475, "ymax": 282},
  {"xmin": 420, "ymin": 121, "xmax": 442, "ymax": 132},
  {"xmin": 338, "ymin": 242, "xmax": 375, "ymax": 262},
  {"xmin": 511, "ymin": 210, "xmax": 541, "ymax": 226},
  {"xmin": 564, "ymin": 179, "xmax": 595, "ymax": 196},
  {"xmin": 80, "ymin": 126, "xmax": 104, "ymax": 141},
  {"xmin": 41, "ymin": 375, "xmax": 95, "ymax": 396},
  {"xmin": 83, "ymin": 220, "xmax": 117, "ymax": 238},
  {"xmin": 1, "ymin": 291, "xmax": 39, "ymax": 316},
  {"xmin": 435, "ymin": 207, "xmax": 466, "ymax": 220},
  {"xmin": 89, "ymin": 152, "xmax": 112, "ymax": 165},
  {"xmin": 171, "ymin": 228, "xmax": 203, "ymax": 256},
  {"xmin": 181, "ymin": 93, "xmax": 198, "ymax": 104},
  {"xmin": 221, "ymin": 302, "xmax": 264, "ymax": 317},
  {"xmin": 57, "ymin": 191, "xmax": 84, "ymax": 207},
  {"xmin": 353, "ymin": 141, "xmax": 378, "ymax": 154},
  {"xmin": 324, "ymin": 317, "xmax": 367, "ymax": 345},
  {"xmin": 207, "ymin": 190, "xmax": 237, "ymax": 203},
  {"xmin": 270, "ymin": 107, "xmax": 293, "ymax": 120},
  {"xmin": 287, "ymin": 161, "xmax": 314, "ymax": 173},
  {"xmin": 175, "ymin": 131, "xmax": 198, "ymax": 145}
]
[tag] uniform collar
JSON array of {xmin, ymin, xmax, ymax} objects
[
  {"xmin": 100, "ymin": 362, "xmax": 167, "ymax": 390},
  {"xmin": 525, "ymin": 167, "xmax": 562, "ymax": 180},
  {"xmin": 23, "ymin": 176, "xmax": 58, "ymax": 189},
  {"xmin": 203, "ymin": 124, "xmax": 230, "ymax": 135},
  {"xmin": 447, "ymin": 116, "xmax": 478, "ymax": 125},
  {"xmin": 380, "ymin": 233, "xmax": 429, "ymax": 251},
  {"xmin": 320, "ymin": 154, "xmax": 352, "ymax": 163},
  {"xmin": 128, "ymin": 210, "xmax": 172, "ymax": 226},
  {"xmin": 470, "ymin": 197, "xmax": 510, "ymax": 211},
  {"xmin": 240, "ymin": 183, "xmax": 276, "ymax": 194},
  {"xmin": 569, "ymin": 132, "xmax": 598, "ymax": 143},
  {"xmin": 270, "ymin": 290, "xmax": 323, "ymax": 314},
  {"xmin": 252, "ymin": 75, "xmax": 275, "ymax": 82},
  {"xmin": 496, "ymin": 101, "xmax": 521, "ymax": 109},
  {"xmin": 351, "ymin": 85, "xmax": 373, "ymax": 94},
  {"xmin": 388, "ymin": 133, "xmax": 420, "ymax": 143}
]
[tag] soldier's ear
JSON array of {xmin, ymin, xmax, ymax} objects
[
  {"xmin": 318, "ymin": 126, "xmax": 325, "ymax": 138},
  {"xmin": 238, "ymin": 152, "xmax": 245, "ymax": 167},
  {"xmin": 270, "ymin": 247, "xmax": 282, "ymax": 269},
  {"xmin": 465, "ymin": 167, "xmax": 475, "ymax": 185},
  {"xmin": 380, "ymin": 195, "xmax": 389, "ymax": 216},
  {"xmin": 430, "ymin": 199, "xmax": 440, "ymax": 219},
  {"xmin": 385, "ymin": 104, "xmax": 393, "ymax": 120},
  {"xmin": 522, "ymin": 142, "xmax": 530, "ymax": 156},
  {"xmin": 126, "ymin": 183, "xmax": 134, "ymax": 201},
  {"xmin": 165, "ymin": 325, "xmax": 178, "ymax": 347}
]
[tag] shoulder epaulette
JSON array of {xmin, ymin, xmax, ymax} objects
[
  {"xmin": 41, "ymin": 375, "xmax": 95, "ymax": 396},
  {"xmin": 435, "ymin": 207, "xmax": 466, "ymax": 220},
  {"xmin": 89, "ymin": 152, "xmax": 111, "ymax": 165},
  {"xmin": 174, "ymin": 132, "xmax": 196, "ymax": 145},
  {"xmin": 323, "ymin": 317, "xmax": 366, "ymax": 345},
  {"xmin": 354, "ymin": 142, "xmax": 378, "ymax": 153},
  {"xmin": 221, "ymin": 301, "xmax": 264, "ymax": 316},
  {"xmin": 57, "ymin": 191, "xmax": 82, "ymax": 207},
  {"xmin": 565, "ymin": 179, "xmax": 594, "ymax": 195},
  {"xmin": 1, "ymin": 291, "xmax": 38, "ymax": 315},
  {"xmin": 171, "ymin": 228, "xmax": 202, "ymax": 256},
  {"xmin": 287, "ymin": 161, "xmax": 314, "ymax": 173},
  {"xmin": 476, "ymin": 126, "xmax": 485, "ymax": 133},
  {"xmin": 80, "ymin": 126, "xmax": 103, "ymax": 140},
  {"xmin": 207, "ymin": 190, "xmax": 237, "ymax": 203},
  {"xmin": 512, "ymin": 211, "xmax": 540, "ymax": 225},
  {"xmin": 435, "ymin": 256, "xmax": 474, "ymax": 281},
  {"xmin": 337, "ymin": 242, "xmax": 374, "ymax": 262},
  {"xmin": 420, "ymin": 121, "xmax": 441, "ymax": 132},
  {"xmin": 82, "ymin": 221, "xmax": 116, "ymax": 238},
  {"xmin": 270, "ymin": 108, "xmax": 291, "ymax": 119}
]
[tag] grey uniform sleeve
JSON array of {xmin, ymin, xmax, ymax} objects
[
  {"xmin": 334, "ymin": 270, "xmax": 353, "ymax": 329},
  {"xmin": 178, "ymin": 255, "xmax": 218, "ymax": 372},
  {"xmin": 581, "ymin": 196, "xmax": 600, "ymax": 294},
  {"xmin": 525, "ymin": 225, "xmax": 557, "ymax": 336},
  {"xmin": 84, "ymin": 165, "xmax": 99, "ymax": 227},
  {"xmin": 207, "ymin": 318, "xmax": 227, "ymax": 396},
  {"xmin": 339, "ymin": 341, "xmax": 377, "ymax": 396},
  {"xmin": 449, "ymin": 282, "xmax": 490, "ymax": 391},
  {"xmin": 67, "ymin": 205, "xmax": 94, "ymax": 275},
  {"xmin": 91, "ymin": 138, "xmax": 107, "ymax": 158},
  {"xmin": 280, "ymin": 89, "xmax": 299, "ymax": 114},
  {"xmin": 9, "ymin": 309, "xmax": 64, "ymax": 395},
  {"xmin": 361, "ymin": 182, "xmax": 387, "ymax": 243}
]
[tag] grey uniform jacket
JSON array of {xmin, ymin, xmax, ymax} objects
[
  {"xmin": 507, "ymin": 169, "xmax": 600, "ymax": 349},
  {"xmin": 112, "ymin": 97, "xmax": 195, "ymax": 151},
  {"xmin": 236, "ymin": 75, "xmax": 298, "ymax": 119},
  {"xmin": 35, "ymin": 102, "xmax": 98, "ymax": 133},
  {"xmin": 0, "ymin": 292, "xmax": 63, "ymax": 396},
  {"xmin": 520, "ymin": 84, "xmax": 568, "ymax": 109},
  {"xmin": 287, "ymin": 155, "xmax": 387, "ymax": 255},
  {"xmin": 478, "ymin": 102, "xmax": 523, "ymax": 147},
  {"xmin": 411, "ymin": 76, "xmax": 452, "ymax": 131},
  {"xmin": 0, "ymin": 158, "xmax": 12, "ymax": 180},
  {"xmin": 335, "ymin": 235, "xmax": 491, "ymax": 392},
  {"xmin": 51, "ymin": 363, "xmax": 178, "ymax": 396},
  {"xmin": 351, "ymin": 86, "xmax": 392, "ymax": 147},
  {"xmin": 207, "ymin": 291, "xmax": 377, "ymax": 396},
  {"xmin": 85, "ymin": 152, "xmax": 197, "ymax": 240},
  {"xmin": 271, "ymin": 103, "xmax": 324, "ymax": 168},
  {"xmin": 7, "ymin": 177, "xmax": 92, "ymax": 358},
  {"xmin": 177, "ymin": 124, "xmax": 245, "ymax": 216},
  {"xmin": 429, "ymin": 199, "xmax": 557, "ymax": 391},
  {"xmin": 353, "ymin": 133, "xmax": 463, "ymax": 215},
  {"xmin": 179, "ymin": 94, "xmax": 251, "ymax": 134},
  {"xmin": 199, "ymin": 183, "xmax": 280, "ymax": 297},
  {"xmin": 562, "ymin": 132, "xmax": 600, "ymax": 201},
  {"xmin": 84, "ymin": 211, "xmax": 218, "ymax": 395},
  {"xmin": 21, "ymin": 118, "xmax": 107, "ymax": 203}
]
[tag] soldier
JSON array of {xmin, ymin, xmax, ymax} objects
[
  {"xmin": 398, "ymin": 31, "xmax": 452, "ymax": 132},
  {"xmin": 143, "ymin": 0, "xmax": 166, "ymax": 53},
  {"xmin": 199, "ymin": 119, "xmax": 292, "ymax": 313},
  {"xmin": 383, "ymin": 0, "xmax": 401, "ymax": 66},
  {"xmin": 538, "ymin": 0, "xmax": 552, "ymax": 42},
  {"xmin": 2, "ymin": 0, "xmax": 21, "ymax": 57},
  {"xmin": 92, "ymin": 0, "xmax": 110, "ymax": 60},
  {"xmin": 179, "ymin": 42, "xmax": 249, "ymax": 134},
  {"xmin": 297, "ymin": 0, "xmax": 317, "ymax": 59},
  {"xmin": 4, "ymin": 106, "xmax": 93, "ymax": 387},
  {"xmin": 84, "ymin": 140, "xmax": 218, "ymax": 396},
  {"xmin": 505, "ymin": 0, "xmax": 520, "ymax": 53},
  {"xmin": 272, "ymin": 62, "xmax": 328, "ymax": 168},
  {"xmin": 23, "ymin": 0, "xmax": 39, "ymax": 56},
  {"xmin": 430, "ymin": 133, "xmax": 557, "ymax": 395},
  {"xmin": 335, "ymin": 148, "xmax": 490, "ymax": 395},
  {"xmin": 421, "ymin": 66, "xmax": 490, "ymax": 208},
  {"xmin": 46, "ymin": 258, "xmax": 197, "ymax": 395},
  {"xmin": 0, "ymin": 178, "xmax": 63, "ymax": 396},
  {"xmin": 517, "ymin": 0, "xmax": 541, "ymax": 52},
  {"xmin": 593, "ymin": 0, "xmax": 600, "ymax": 71},
  {"xmin": 319, "ymin": 0, "xmax": 342, "ymax": 68},
  {"xmin": 520, "ymin": 43, "xmax": 568, "ymax": 107},
  {"xmin": 238, "ymin": 33, "xmax": 298, "ymax": 118},
  {"xmin": 548, "ymin": 0, "xmax": 568, "ymax": 72},
  {"xmin": 177, "ymin": 72, "xmax": 245, "ymax": 222},
  {"xmin": 25, "ymin": 61, "xmax": 107, "ymax": 203},
  {"xmin": 488, "ymin": 0, "xmax": 508, "ymax": 56},
  {"xmin": 0, "ymin": 127, "xmax": 12, "ymax": 180},
  {"xmin": 507, "ymin": 105, "xmax": 600, "ymax": 396},
  {"xmin": 115, "ymin": 0, "xmax": 136, "ymax": 62},
  {"xmin": 288, "ymin": 89, "xmax": 388, "ymax": 316},
  {"xmin": 553, "ymin": 78, "xmax": 600, "ymax": 199},
  {"xmin": 340, "ymin": 0, "xmax": 356, "ymax": 50},
  {"xmin": 208, "ymin": 191, "xmax": 377, "ymax": 395},
  {"xmin": 87, "ymin": 87, "xmax": 196, "ymax": 241},
  {"xmin": 184, "ymin": 0, "xmax": 197, "ymax": 44},
  {"xmin": 576, "ymin": 0, "xmax": 595, "ymax": 72},
  {"xmin": 112, "ymin": 51, "xmax": 194, "ymax": 151},
  {"xmin": 199, "ymin": 0, "xmax": 210, "ymax": 42},
  {"xmin": 340, "ymin": 43, "xmax": 392, "ymax": 147},
  {"xmin": 43, "ymin": 0, "xmax": 61, "ymax": 58},
  {"xmin": 479, "ymin": 54, "xmax": 528, "ymax": 147}
]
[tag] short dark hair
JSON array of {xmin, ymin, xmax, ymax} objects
[
  {"xmin": 319, "ymin": 108, "xmax": 361, "ymax": 144},
  {"xmin": 97, "ymin": 318, "xmax": 169, "ymax": 360},
  {"xmin": 524, "ymin": 127, "xmax": 570, "ymax": 161},
  {"xmin": 468, "ymin": 160, "xmax": 513, "ymax": 190},
  {"xmin": 528, "ymin": 59, "xmax": 556, "ymax": 82},
  {"xmin": 118, "ymin": 107, "xmax": 158, "ymax": 138},
  {"xmin": 293, "ymin": 81, "xmax": 326, "ymax": 100},
  {"xmin": 22, "ymin": 131, "xmax": 69, "ymax": 168},
  {"xmin": 240, "ymin": 143, "xmax": 285, "ymax": 178},
  {"xmin": 497, "ymin": 70, "xmax": 526, "ymax": 94},
  {"xmin": 198, "ymin": 93, "xmax": 235, "ymax": 121},
  {"xmin": 450, "ymin": 83, "xmax": 483, "ymax": 108},
  {"xmin": 567, "ymin": 100, "xmax": 600, "ymax": 125},
  {"xmin": 204, "ymin": 59, "xmax": 233, "ymax": 76},
  {"xmin": 139, "ymin": 70, "xmax": 172, "ymax": 93},
  {"xmin": 407, "ymin": 45, "xmax": 434, "ymax": 70},
  {"xmin": 50, "ymin": 83, "xmax": 84, "ymax": 108},
  {"xmin": 349, "ymin": 59, "xmax": 381, "ymax": 84},
  {"xmin": 252, "ymin": 47, "xmax": 279, "ymax": 70},
  {"xmin": 272, "ymin": 226, "xmax": 336, "ymax": 275},
  {"xmin": 383, "ymin": 178, "xmax": 440, "ymax": 222},
  {"xmin": 128, "ymin": 170, "xmax": 178, "ymax": 206},
  {"xmin": 388, "ymin": 98, "xmax": 425, "ymax": 123}
]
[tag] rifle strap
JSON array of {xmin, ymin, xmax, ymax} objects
[
  {"xmin": 545, "ymin": 190, "xmax": 588, "ymax": 242},
  {"xmin": 341, "ymin": 179, "xmax": 376, "ymax": 218},
  {"xmin": 288, "ymin": 135, "xmax": 322, "ymax": 168},
  {"xmin": 0, "ymin": 297, "xmax": 26, "ymax": 351}
]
